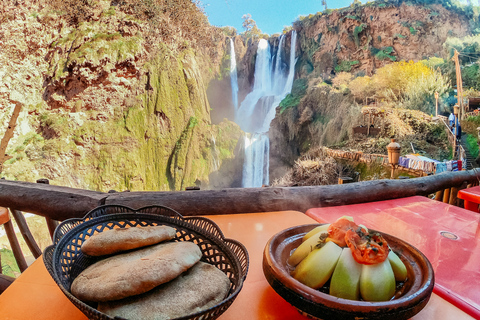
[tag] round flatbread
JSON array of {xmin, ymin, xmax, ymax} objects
[
  {"xmin": 98, "ymin": 262, "xmax": 231, "ymax": 320},
  {"xmin": 71, "ymin": 241, "xmax": 202, "ymax": 302},
  {"xmin": 81, "ymin": 225, "xmax": 177, "ymax": 256}
]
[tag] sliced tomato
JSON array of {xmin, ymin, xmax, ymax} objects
[
  {"xmin": 345, "ymin": 228, "xmax": 389, "ymax": 265},
  {"xmin": 327, "ymin": 218, "xmax": 360, "ymax": 247}
]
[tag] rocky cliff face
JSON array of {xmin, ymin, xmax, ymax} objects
[
  {"xmin": 267, "ymin": 1, "xmax": 475, "ymax": 180},
  {"xmin": 295, "ymin": 2, "xmax": 472, "ymax": 78},
  {"xmin": 0, "ymin": 0, "xmax": 242, "ymax": 191}
]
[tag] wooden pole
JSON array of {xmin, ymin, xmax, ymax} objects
[
  {"xmin": 9, "ymin": 209, "xmax": 42, "ymax": 258},
  {"xmin": 453, "ymin": 50, "xmax": 464, "ymax": 120},
  {"xmin": 449, "ymin": 187, "xmax": 458, "ymax": 205},
  {"xmin": 3, "ymin": 219, "xmax": 28, "ymax": 272},
  {"xmin": 443, "ymin": 188, "xmax": 450, "ymax": 203},
  {"xmin": 0, "ymin": 101, "xmax": 22, "ymax": 173},
  {"xmin": 36, "ymin": 179, "xmax": 59, "ymax": 240}
]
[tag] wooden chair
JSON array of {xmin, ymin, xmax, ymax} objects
[{"xmin": 0, "ymin": 206, "xmax": 42, "ymax": 293}]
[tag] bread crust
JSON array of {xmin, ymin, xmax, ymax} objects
[
  {"xmin": 71, "ymin": 241, "xmax": 202, "ymax": 302},
  {"xmin": 81, "ymin": 225, "xmax": 176, "ymax": 256},
  {"xmin": 98, "ymin": 262, "xmax": 230, "ymax": 320}
]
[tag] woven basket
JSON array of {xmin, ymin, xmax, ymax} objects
[{"xmin": 43, "ymin": 205, "xmax": 249, "ymax": 320}]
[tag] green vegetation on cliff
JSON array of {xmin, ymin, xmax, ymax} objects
[{"xmin": 1, "ymin": 0, "xmax": 242, "ymax": 192}]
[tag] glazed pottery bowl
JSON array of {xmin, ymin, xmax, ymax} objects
[{"xmin": 263, "ymin": 224, "xmax": 434, "ymax": 320}]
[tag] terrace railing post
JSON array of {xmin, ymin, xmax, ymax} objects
[
  {"xmin": 36, "ymin": 179, "xmax": 58, "ymax": 240},
  {"xmin": 449, "ymin": 187, "xmax": 458, "ymax": 205},
  {"xmin": 443, "ymin": 188, "xmax": 450, "ymax": 204},
  {"xmin": 9, "ymin": 209, "xmax": 41, "ymax": 258},
  {"xmin": 1, "ymin": 208, "xmax": 28, "ymax": 273}
]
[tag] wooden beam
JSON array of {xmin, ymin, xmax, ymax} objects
[
  {"xmin": 0, "ymin": 170, "xmax": 478, "ymax": 219},
  {"xmin": 0, "ymin": 179, "xmax": 106, "ymax": 220},
  {"xmin": 104, "ymin": 170, "xmax": 480, "ymax": 216},
  {"xmin": 36, "ymin": 179, "xmax": 59, "ymax": 240},
  {"xmin": 3, "ymin": 219, "xmax": 28, "ymax": 272},
  {"xmin": 10, "ymin": 209, "xmax": 42, "ymax": 258},
  {"xmin": 0, "ymin": 101, "xmax": 22, "ymax": 173}
]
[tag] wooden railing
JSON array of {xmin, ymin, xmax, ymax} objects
[{"xmin": 0, "ymin": 171, "xmax": 479, "ymax": 219}]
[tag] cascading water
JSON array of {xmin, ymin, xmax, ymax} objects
[
  {"xmin": 230, "ymin": 38, "xmax": 239, "ymax": 112},
  {"xmin": 211, "ymin": 134, "xmax": 220, "ymax": 171},
  {"xmin": 236, "ymin": 31, "xmax": 297, "ymax": 187}
]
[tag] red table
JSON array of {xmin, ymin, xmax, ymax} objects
[
  {"xmin": 458, "ymin": 186, "xmax": 480, "ymax": 212},
  {"xmin": 306, "ymin": 196, "xmax": 480, "ymax": 319}
]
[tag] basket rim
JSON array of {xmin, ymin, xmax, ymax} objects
[{"xmin": 44, "ymin": 205, "xmax": 249, "ymax": 320}]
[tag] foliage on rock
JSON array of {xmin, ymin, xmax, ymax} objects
[{"xmin": 0, "ymin": 0, "xmax": 240, "ymax": 192}]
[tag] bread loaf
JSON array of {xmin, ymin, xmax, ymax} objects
[
  {"xmin": 81, "ymin": 225, "xmax": 176, "ymax": 256},
  {"xmin": 71, "ymin": 241, "xmax": 202, "ymax": 302},
  {"xmin": 98, "ymin": 262, "xmax": 230, "ymax": 320}
]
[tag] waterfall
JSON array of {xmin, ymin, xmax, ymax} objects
[
  {"xmin": 211, "ymin": 134, "xmax": 219, "ymax": 171},
  {"xmin": 230, "ymin": 38, "xmax": 239, "ymax": 112},
  {"xmin": 236, "ymin": 31, "xmax": 297, "ymax": 187},
  {"xmin": 242, "ymin": 133, "xmax": 270, "ymax": 187}
]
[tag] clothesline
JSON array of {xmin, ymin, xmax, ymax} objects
[{"xmin": 399, "ymin": 155, "xmax": 463, "ymax": 174}]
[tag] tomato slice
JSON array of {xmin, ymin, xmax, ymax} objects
[
  {"xmin": 327, "ymin": 218, "xmax": 360, "ymax": 247},
  {"xmin": 345, "ymin": 228, "xmax": 389, "ymax": 265}
]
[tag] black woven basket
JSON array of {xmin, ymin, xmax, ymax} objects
[{"xmin": 43, "ymin": 205, "xmax": 249, "ymax": 320}]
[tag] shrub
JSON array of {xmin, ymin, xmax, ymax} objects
[
  {"xmin": 348, "ymin": 60, "xmax": 451, "ymax": 110},
  {"xmin": 353, "ymin": 24, "xmax": 367, "ymax": 47},
  {"xmin": 349, "ymin": 76, "xmax": 373, "ymax": 102},
  {"xmin": 332, "ymin": 72, "xmax": 354, "ymax": 91},
  {"xmin": 466, "ymin": 134, "xmax": 479, "ymax": 158},
  {"xmin": 335, "ymin": 60, "xmax": 360, "ymax": 73},
  {"xmin": 403, "ymin": 69, "xmax": 451, "ymax": 113},
  {"xmin": 444, "ymin": 35, "xmax": 480, "ymax": 64},
  {"xmin": 279, "ymin": 78, "xmax": 308, "ymax": 113},
  {"xmin": 371, "ymin": 46, "xmax": 396, "ymax": 61},
  {"xmin": 47, "ymin": 0, "xmax": 216, "ymax": 54}
]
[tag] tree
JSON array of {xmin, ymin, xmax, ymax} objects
[
  {"xmin": 241, "ymin": 14, "xmax": 262, "ymax": 42},
  {"xmin": 242, "ymin": 14, "xmax": 255, "ymax": 32},
  {"xmin": 351, "ymin": 0, "xmax": 362, "ymax": 7}
]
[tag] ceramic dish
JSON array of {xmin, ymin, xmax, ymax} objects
[{"xmin": 263, "ymin": 224, "xmax": 434, "ymax": 320}]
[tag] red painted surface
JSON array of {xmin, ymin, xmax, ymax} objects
[
  {"xmin": 458, "ymin": 187, "xmax": 480, "ymax": 213},
  {"xmin": 306, "ymin": 196, "xmax": 480, "ymax": 319}
]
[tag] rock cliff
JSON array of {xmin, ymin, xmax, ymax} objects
[
  {"xmin": 0, "ymin": 0, "xmax": 242, "ymax": 191},
  {"xmin": 295, "ymin": 1, "xmax": 472, "ymax": 78}
]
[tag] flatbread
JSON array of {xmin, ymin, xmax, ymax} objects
[
  {"xmin": 81, "ymin": 225, "xmax": 176, "ymax": 256},
  {"xmin": 71, "ymin": 241, "xmax": 202, "ymax": 302},
  {"xmin": 98, "ymin": 262, "xmax": 231, "ymax": 320}
]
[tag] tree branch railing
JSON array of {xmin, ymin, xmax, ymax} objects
[{"xmin": 0, "ymin": 170, "xmax": 479, "ymax": 220}]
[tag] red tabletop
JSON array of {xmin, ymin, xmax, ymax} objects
[
  {"xmin": 458, "ymin": 186, "xmax": 480, "ymax": 212},
  {"xmin": 0, "ymin": 209, "xmax": 475, "ymax": 319},
  {"xmin": 306, "ymin": 196, "xmax": 480, "ymax": 319}
]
